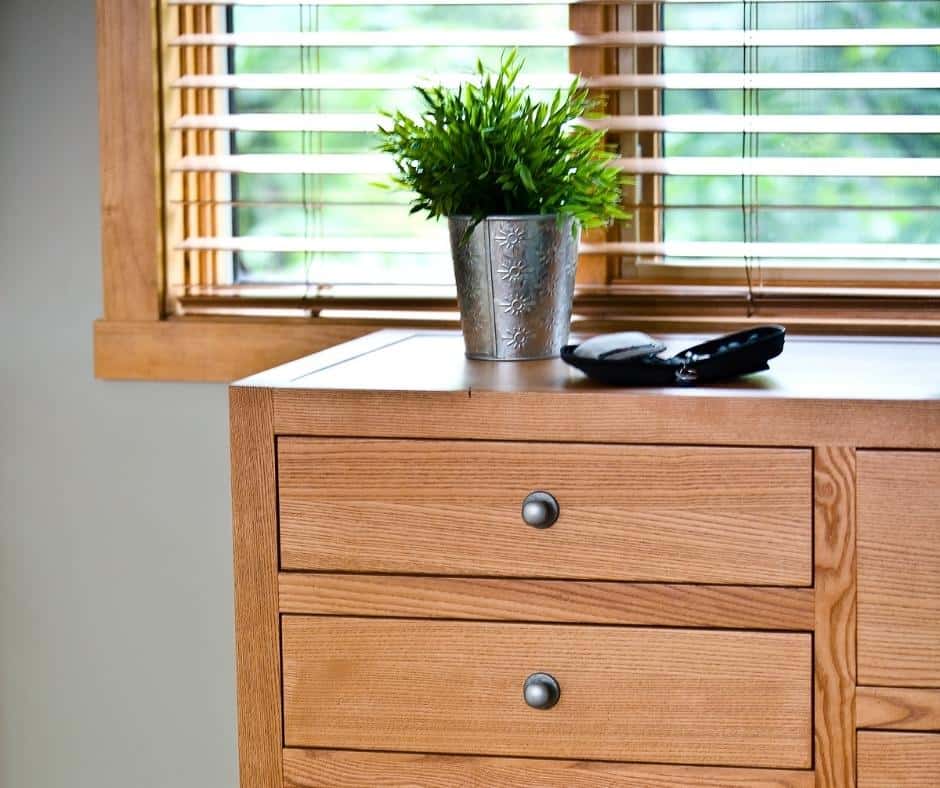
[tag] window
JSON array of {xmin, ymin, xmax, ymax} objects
[
  {"xmin": 95, "ymin": 1, "xmax": 940, "ymax": 381},
  {"xmin": 630, "ymin": 0, "xmax": 940, "ymax": 286},
  {"xmin": 225, "ymin": 5, "xmax": 571, "ymax": 289},
  {"xmin": 167, "ymin": 1, "xmax": 605, "ymax": 312}
]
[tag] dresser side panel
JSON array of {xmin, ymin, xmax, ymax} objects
[{"xmin": 230, "ymin": 387, "xmax": 282, "ymax": 787}]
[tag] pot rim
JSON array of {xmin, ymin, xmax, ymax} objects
[{"xmin": 448, "ymin": 213, "xmax": 574, "ymax": 223}]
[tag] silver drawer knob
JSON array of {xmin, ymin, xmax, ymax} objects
[
  {"xmin": 521, "ymin": 491, "xmax": 559, "ymax": 529},
  {"xmin": 524, "ymin": 673, "xmax": 560, "ymax": 710}
]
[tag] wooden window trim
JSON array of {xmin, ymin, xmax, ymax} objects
[
  {"xmin": 94, "ymin": 1, "xmax": 940, "ymax": 383},
  {"xmin": 94, "ymin": 0, "xmax": 407, "ymax": 381},
  {"xmin": 97, "ymin": 0, "xmax": 164, "ymax": 324}
]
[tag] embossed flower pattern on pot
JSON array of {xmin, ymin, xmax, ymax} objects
[
  {"xmin": 500, "ymin": 294, "xmax": 534, "ymax": 317},
  {"xmin": 452, "ymin": 241, "xmax": 489, "ymax": 342},
  {"xmin": 503, "ymin": 326, "xmax": 533, "ymax": 350},
  {"xmin": 535, "ymin": 256, "xmax": 558, "ymax": 300},
  {"xmin": 540, "ymin": 295, "xmax": 558, "ymax": 332},
  {"xmin": 534, "ymin": 224, "xmax": 565, "ymax": 296},
  {"xmin": 450, "ymin": 216, "xmax": 578, "ymax": 359},
  {"xmin": 563, "ymin": 232, "xmax": 579, "ymax": 278},
  {"xmin": 452, "ymin": 246, "xmax": 476, "ymax": 303},
  {"xmin": 494, "ymin": 224, "xmax": 527, "ymax": 256},
  {"xmin": 497, "ymin": 257, "xmax": 528, "ymax": 285},
  {"xmin": 460, "ymin": 287, "xmax": 487, "ymax": 338}
]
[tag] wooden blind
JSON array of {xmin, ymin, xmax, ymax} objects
[
  {"xmin": 164, "ymin": 0, "xmax": 940, "ymax": 318},
  {"xmin": 609, "ymin": 0, "xmax": 940, "ymax": 288}
]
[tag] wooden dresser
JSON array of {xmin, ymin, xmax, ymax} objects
[{"xmin": 229, "ymin": 330, "xmax": 940, "ymax": 788}]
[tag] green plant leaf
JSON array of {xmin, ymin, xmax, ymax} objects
[{"xmin": 376, "ymin": 49, "xmax": 631, "ymax": 231}]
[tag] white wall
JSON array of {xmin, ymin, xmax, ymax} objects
[{"xmin": 0, "ymin": 2, "xmax": 239, "ymax": 786}]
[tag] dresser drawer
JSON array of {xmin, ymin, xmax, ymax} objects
[
  {"xmin": 858, "ymin": 732, "xmax": 940, "ymax": 788},
  {"xmin": 282, "ymin": 617, "xmax": 812, "ymax": 768},
  {"xmin": 858, "ymin": 451, "xmax": 940, "ymax": 687},
  {"xmin": 278, "ymin": 439, "xmax": 812, "ymax": 584},
  {"xmin": 282, "ymin": 750, "xmax": 816, "ymax": 788}
]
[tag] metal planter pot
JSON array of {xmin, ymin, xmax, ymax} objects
[{"xmin": 448, "ymin": 214, "xmax": 580, "ymax": 361}]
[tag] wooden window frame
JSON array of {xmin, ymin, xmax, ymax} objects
[
  {"xmin": 94, "ymin": 0, "xmax": 940, "ymax": 383},
  {"xmin": 96, "ymin": 0, "xmax": 387, "ymax": 382}
]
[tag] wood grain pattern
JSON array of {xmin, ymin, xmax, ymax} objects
[
  {"xmin": 181, "ymin": 281, "xmax": 940, "ymax": 323},
  {"xmin": 857, "ymin": 687, "xmax": 940, "ymax": 731},
  {"xmin": 236, "ymin": 329, "xmax": 415, "ymax": 389},
  {"xmin": 813, "ymin": 446, "xmax": 857, "ymax": 788},
  {"xmin": 224, "ymin": 333, "xmax": 940, "ymax": 785},
  {"xmin": 161, "ymin": 1, "xmax": 185, "ymax": 316},
  {"xmin": 96, "ymin": 0, "xmax": 163, "ymax": 321},
  {"xmin": 569, "ymin": 3, "xmax": 615, "ymax": 286},
  {"xmin": 278, "ymin": 574, "xmax": 815, "ymax": 630},
  {"xmin": 283, "ymin": 749, "xmax": 816, "ymax": 788},
  {"xmin": 278, "ymin": 438, "xmax": 812, "ymax": 584},
  {"xmin": 282, "ymin": 617, "xmax": 813, "ymax": 768},
  {"xmin": 857, "ymin": 732, "xmax": 940, "ymax": 788},
  {"xmin": 273, "ymin": 386, "xmax": 940, "ymax": 451},
  {"xmin": 97, "ymin": 314, "xmax": 940, "ymax": 385},
  {"xmin": 266, "ymin": 331, "xmax": 940, "ymax": 449},
  {"xmin": 267, "ymin": 331, "xmax": 940, "ymax": 398},
  {"xmin": 858, "ymin": 451, "xmax": 940, "ymax": 688},
  {"xmin": 95, "ymin": 318, "xmax": 373, "ymax": 382},
  {"xmin": 230, "ymin": 387, "xmax": 282, "ymax": 787},
  {"xmin": 632, "ymin": 2, "xmax": 662, "ymax": 254}
]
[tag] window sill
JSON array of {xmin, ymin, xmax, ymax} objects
[
  {"xmin": 94, "ymin": 317, "xmax": 383, "ymax": 382},
  {"xmin": 95, "ymin": 282, "xmax": 940, "ymax": 382}
]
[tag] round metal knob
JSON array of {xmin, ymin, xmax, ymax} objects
[
  {"xmin": 523, "ymin": 673, "xmax": 560, "ymax": 710},
  {"xmin": 521, "ymin": 491, "xmax": 559, "ymax": 529}
]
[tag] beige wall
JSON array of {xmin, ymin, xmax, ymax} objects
[{"xmin": 0, "ymin": 1, "xmax": 239, "ymax": 785}]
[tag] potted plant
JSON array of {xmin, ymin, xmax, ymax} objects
[{"xmin": 378, "ymin": 51, "xmax": 627, "ymax": 360}]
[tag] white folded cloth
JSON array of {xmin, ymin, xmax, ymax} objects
[{"xmin": 572, "ymin": 331, "xmax": 666, "ymax": 362}]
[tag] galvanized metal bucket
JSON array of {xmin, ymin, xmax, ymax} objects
[{"xmin": 447, "ymin": 215, "xmax": 580, "ymax": 361}]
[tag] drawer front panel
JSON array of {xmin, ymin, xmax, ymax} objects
[
  {"xmin": 281, "ymin": 617, "xmax": 812, "ymax": 768},
  {"xmin": 283, "ymin": 749, "xmax": 816, "ymax": 787},
  {"xmin": 278, "ymin": 439, "xmax": 812, "ymax": 584},
  {"xmin": 858, "ymin": 732, "xmax": 940, "ymax": 788},
  {"xmin": 858, "ymin": 451, "xmax": 940, "ymax": 687}
]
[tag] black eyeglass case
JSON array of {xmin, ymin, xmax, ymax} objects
[{"xmin": 561, "ymin": 325, "xmax": 786, "ymax": 387}]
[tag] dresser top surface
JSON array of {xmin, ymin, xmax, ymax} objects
[{"xmin": 238, "ymin": 329, "xmax": 940, "ymax": 403}]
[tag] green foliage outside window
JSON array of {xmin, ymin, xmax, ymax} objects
[{"xmin": 227, "ymin": 1, "xmax": 939, "ymax": 283}]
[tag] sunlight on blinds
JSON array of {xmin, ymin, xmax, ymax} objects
[
  {"xmin": 168, "ymin": 1, "xmax": 576, "ymax": 288},
  {"xmin": 165, "ymin": 0, "xmax": 940, "ymax": 295},
  {"xmin": 647, "ymin": 0, "xmax": 939, "ymax": 275}
]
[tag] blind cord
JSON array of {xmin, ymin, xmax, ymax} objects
[
  {"xmin": 752, "ymin": 0, "xmax": 762, "ymax": 298},
  {"xmin": 740, "ymin": 0, "xmax": 758, "ymax": 316},
  {"xmin": 299, "ymin": 3, "xmax": 319, "ymax": 305}
]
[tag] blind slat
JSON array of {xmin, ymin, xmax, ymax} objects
[
  {"xmin": 165, "ymin": 1, "xmax": 677, "ymax": 6},
  {"xmin": 585, "ymin": 72, "xmax": 940, "ymax": 90},
  {"xmin": 588, "ymin": 242, "xmax": 940, "ymax": 261},
  {"xmin": 175, "ymin": 153, "xmax": 395, "ymax": 174},
  {"xmin": 593, "ymin": 115, "xmax": 940, "ymax": 134},
  {"xmin": 168, "ymin": 0, "xmax": 939, "ymax": 5},
  {"xmin": 172, "ymin": 199, "xmax": 940, "ymax": 212},
  {"xmin": 173, "ymin": 73, "xmax": 610, "ymax": 90},
  {"xmin": 621, "ymin": 157, "xmax": 940, "ymax": 177},
  {"xmin": 175, "ymin": 113, "xmax": 388, "ymax": 132},
  {"xmin": 176, "ymin": 112, "xmax": 940, "ymax": 135},
  {"xmin": 178, "ymin": 236, "xmax": 444, "ymax": 253},
  {"xmin": 177, "ymin": 235, "xmax": 940, "ymax": 260},
  {"xmin": 167, "ymin": 0, "xmax": 940, "ymax": 292},
  {"xmin": 175, "ymin": 153, "xmax": 940, "ymax": 178},
  {"xmin": 172, "ymin": 72, "xmax": 940, "ymax": 92},
  {"xmin": 172, "ymin": 28, "xmax": 940, "ymax": 48},
  {"xmin": 165, "ymin": 0, "xmax": 693, "ymax": 5},
  {"xmin": 171, "ymin": 31, "xmax": 604, "ymax": 47}
]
